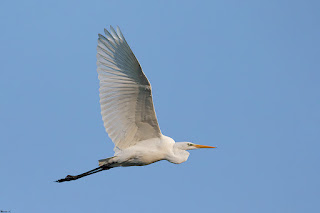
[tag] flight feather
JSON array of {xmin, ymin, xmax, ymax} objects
[{"xmin": 96, "ymin": 26, "xmax": 161, "ymax": 153}]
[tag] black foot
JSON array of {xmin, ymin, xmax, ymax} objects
[{"xmin": 55, "ymin": 175, "xmax": 77, "ymax": 183}]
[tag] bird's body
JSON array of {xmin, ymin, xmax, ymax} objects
[
  {"xmin": 99, "ymin": 135, "xmax": 189, "ymax": 168},
  {"xmin": 56, "ymin": 26, "xmax": 215, "ymax": 183},
  {"xmin": 101, "ymin": 136, "xmax": 174, "ymax": 167}
]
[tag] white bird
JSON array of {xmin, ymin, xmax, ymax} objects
[{"xmin": 56, "ymin": 26, "xmax": 215, "ymax": 183}]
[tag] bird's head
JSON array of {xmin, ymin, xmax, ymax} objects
[{"xmin": 175, "ymin": 142, "xmax": 216, "ymax": 151}]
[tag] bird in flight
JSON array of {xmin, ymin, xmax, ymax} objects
[{"xmin": 56, "ymin": 26, "xmax": 216, "ymax": 183}]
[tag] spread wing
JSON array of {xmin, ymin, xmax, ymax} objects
[{"xmin": 96, "ymin": 26, "xmax": 161, "ymax": 153}]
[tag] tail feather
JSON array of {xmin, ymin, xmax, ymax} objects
[{"xmin": 98, "ymin": 156, "xmax": 115, "ymax": 166}]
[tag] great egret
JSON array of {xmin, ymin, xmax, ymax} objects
[{"xmin": 56, "ymin": 26, "xmax": 215, "ymax": 183}]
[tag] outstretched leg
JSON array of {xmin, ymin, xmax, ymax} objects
[{"xmin": 55, "ymin": 165, "xmax": 111, "ymax": 183}]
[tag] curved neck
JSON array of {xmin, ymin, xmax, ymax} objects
[{"xmin": 167, "ymin": 144, "xmax": 190, "ymax": 164}]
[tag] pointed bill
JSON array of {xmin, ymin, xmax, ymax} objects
[{"xmin": 194, "ymin": 144, "xmax": 216, "ymax": 148}]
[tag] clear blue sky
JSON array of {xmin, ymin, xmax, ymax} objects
[{"xmin": 1, "ymin": 0, "xmax": 319, "ymax": 212}]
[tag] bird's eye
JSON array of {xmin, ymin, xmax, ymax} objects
[{"xmin": 188, "ymin": 143, "xmax": 192, "ymax": 146}]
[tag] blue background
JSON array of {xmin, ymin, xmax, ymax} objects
[{"xmin": 1, "ymin": 0, "xmax": 319, "ymax": 212}]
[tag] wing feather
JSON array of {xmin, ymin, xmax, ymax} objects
[{"xmin": 96, "ymin": 26, "xmax": 161, "ymax": 152}]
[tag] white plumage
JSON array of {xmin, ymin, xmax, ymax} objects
[
  {"xmin": 97, "ymin": 26, "xmax": 161, "ymax": 152},
  {"xmin": 56, "ymin": 26, "xmax": 215, "ymax": 183}
]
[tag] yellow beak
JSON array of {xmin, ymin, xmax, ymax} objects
[{"xmin": 194, "ymin": 144, "xmax": 216, "ymax": 149}]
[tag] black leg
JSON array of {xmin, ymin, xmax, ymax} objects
[{"xmin": 55, "ymin": 165, "xmax": 111, "ymax": 183}]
